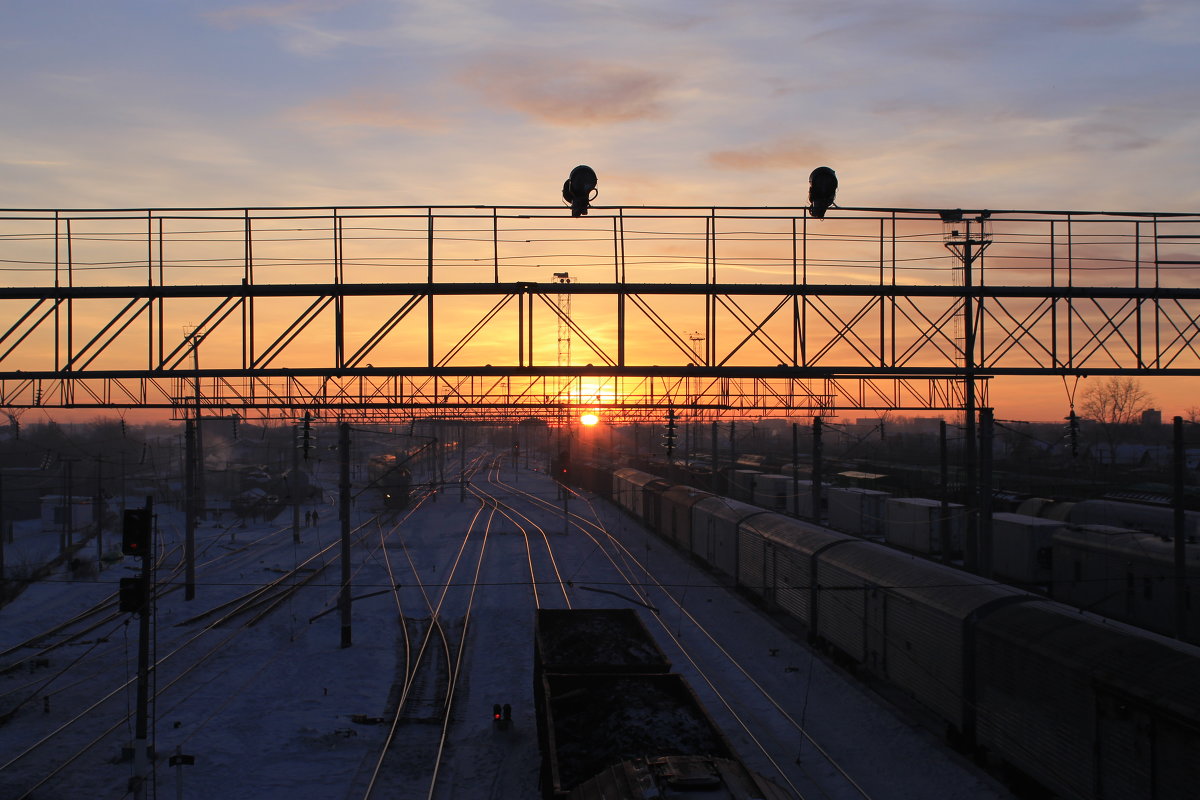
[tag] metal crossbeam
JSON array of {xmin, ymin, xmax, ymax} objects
[{"xmin": 0, "ymin": 204, "xmax": 1196, "ymax": 420}]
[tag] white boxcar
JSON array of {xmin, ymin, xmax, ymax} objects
[
  {"xmin": 814, "ymin": 541, "xmax": 1032, "ymax": 734},
  {"xmin": 1067, "ymin": 498, "xmax": 1200, "ymax": 539},
  {"xmin": 990, "ymin": 512, "xmax": 1061, "ymax": 586},
  {"xmin": 1052, "ymin": 524, "xmax": 1200, "ymax": 644},
  {"xmin": 691, "ymin": 496, "xmax": 769, "ymax": 582},
  {"xmin": 828, "ymin": 487, "xmax": 890, "ymax": 536},
  {"xmin": 727, "ymin": 469, "xmax": 762, "ymax": 502},
  {"xmin": 738, "ymin": 513, "xmax": 854, "ymax": 624},
  {"xmin": 657, "ymin": 484, "xmax": 712, "ymax": 552},
  {"xmin": 751, "ymin": 474, "xmax": 792, "ymax": 512},
  {"xmin": 884, "ymin": 497, "xmax": 964, "ymax": 555},
  {"xmin": 611, "ymin": 468, "xmax": 662, "ymax": 523}
]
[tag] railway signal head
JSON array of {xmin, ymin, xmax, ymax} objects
[
  {"xmin": 122, "ymin": 508, "xmax": 151, "ymax": 556},
  {"xmin": 808, "ymin": 166, "xmax": 838, "ymax": 219},
  {"xmin": 119, "ymin": 577, "xmax": 147, "ymax": 613},
  {"xmin": 562, "ymin": 165, "xmax": 598, "ymax": 217}
]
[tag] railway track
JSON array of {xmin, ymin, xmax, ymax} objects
[{"xmin": 0, "ymin": 450, "xmax": 1004, "ymax": 800}]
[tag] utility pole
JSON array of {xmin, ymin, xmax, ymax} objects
[
  {"xmin": 728, "ymin": 422, "xmax": 737, "ymax": 495},
  {"xmin": 60, "ymin": 458, "xmax": 77, "ymax": 556},
  {"xmin": 339, "ymin": 422, "xmax": 352, "ymax": 648},
  {"xmin": 126, "ymin": 497, "xmax": 154, "ymax": 800},
  {"xmin": 791, "ymin": 422, "xmax": 800, "ymax": 518},
  {"xmin": 811, "ymin": 417, "xmax": 823, "ymax": 525},
  {"xmin": 292, "ymin": 422, "xmax": 301, "ymax": 544},
  {"xmin": 940, "ymin": 420, "xmax": 951, "ymax": 564},
  {"xmin": 185, "ymin": 419, "xmax": 196, "ymax": 600},
  {"xmin": 94, "ymin": 456, "xmax": 103, "ymax": 569},
  {"xmin": 944, "ymin": 211, "xmax": 991, "ymax": 575},
  {"xmin": 979, "ymin": 408, "xmax": 994, "ymax": 578},
  {"xmin": 188, "ymin": 327, "xmax": 208, "ymax": 522},
  {"xmin": 1174, "ymin": 417, "xmax": 1187, "ymax": 640},
  {"xmin": 0, "ymin": 459, "xmax": 5, "ymax": 580}
]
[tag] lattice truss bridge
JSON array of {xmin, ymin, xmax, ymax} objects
[{"xmin": 0, "ymin": 204, "xmax": 1197, "ymax": 423}]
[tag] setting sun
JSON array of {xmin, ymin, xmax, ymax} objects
[{"xmin": 579, "ymin": 413, "xmax": 600, "ymax": 426}]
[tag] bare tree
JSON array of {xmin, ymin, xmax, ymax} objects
[
  {"xmin": 1188, "ymin": 406, "xmax": 1200, "ymax": 424},
  {"xmin": 1079, "ymin": 377, "xmax": 1154, "ymax": 463}
]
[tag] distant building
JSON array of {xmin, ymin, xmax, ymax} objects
[
  {"xmin": 39, "ymin": 494, "xmax": 96, "ymax": 532},
  {"xmin": 1142, "ymin": 408, "xmax": 1162, "ymax": 426},
  {"xmin": 907, "ymin": 416, "xmax": 944, "ymax": 435}
]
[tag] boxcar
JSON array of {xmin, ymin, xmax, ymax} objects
[
  {"xmin": 691, "ymin": 497, "xmax": 770, "ymax": 582},
  {"xmin": 1068, "ymin": 498, "xmax": 1200, "ymax": 539},
  {"xmin": 989, "ymin": 512, "xmax": 1061, "ymax": 586},
  {"xmin": 727, "ymin": 469, "xmax": 762, "ymax": 503},
  {"xmin": 973, "ymin": 601, "xmax": 1200, "ymax": 800},
  {"xmin": 737, "ymin": 513, "xmax": 855, "ymax": 623},
  {"xmin": 813, "ymin": 541, "xmax": 1033, "ymax": 735},
  {"xmin": 1052, "ymin": 524, "xmax": 1200, "ymax": 644},
  {"xmin": 884, "ymin": 497, "xmax": 964, "ymax": 556},
  {"xmin": 656, "ymin": 484, "xmax": 712, "ymax": 552},
  {"xmin": 571, "ymin": 462, "xmax": 613, "ymax": 499},
  {"xmin": 611, "ymin": 468, "xmax": 665, "ymax": 524},
  {"xmin": 827, "ymin": 487, "xmax": 891, "ymax": 536}
]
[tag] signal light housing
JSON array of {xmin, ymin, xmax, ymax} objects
[
  {"xmin": 562, "ymin": 165, "xmax": 598, "ymax": 217},
  {"xmin": 119, "ymin": 577, "xmax": 147, "ymax": 613},
  {"xmin": 122, "ymin": 508, "xmax": 151, "ymax": 556}
]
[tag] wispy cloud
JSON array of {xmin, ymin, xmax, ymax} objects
[
  {"xmin": 709, "ymin": 138, "xmax": 829, "ymax": 171},
  {"xmin": 288, "ymin": 90, "xmax": 447, "ymax": 132},
  {"xmin": 457, "ymin": 53, "xmax": 672, "ymax": 126},
  {"xmin": 202, "ymin": 1, "xmax": 356, "ymax": 30}
]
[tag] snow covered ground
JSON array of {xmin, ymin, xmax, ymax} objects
[{"xmin": 0, "ymin": 455, "xmax": 1014, "ymax": 799}]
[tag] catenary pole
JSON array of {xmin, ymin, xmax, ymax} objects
[
  {"xmin": 811, "ymin": 417, "xmax": 823, "ymax": 525},
  {"xmin": 1174, "ymin": 416, "xmax": 1187, "ymax": 639},
  {"xmin": 184, "ymin": 419, "xmax": 195, "ymax": 600},
  {"xmin": 339, "ymin": 422, "xmax": 352, "ymax": 648},
  {"xmin": 132, "ymin": 497, "xmax": 154, "ymax": 800}
]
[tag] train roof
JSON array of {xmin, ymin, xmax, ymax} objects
[
  {"xmin": 612, "ymin": 467, "xmax": 669, "ymax": 488},
  {"xmin": 691, "ymin": 496, "xmax": 771, "ymax": 525},
  {"xmin": 819, "ymin": 541, "xmax": 1031, "ymax": 617},
  {"xmin": 742, "ymin": 513, "xmax": 854, "ymax": 552},
  {"xmin": 660, "ymin": 484, "xmax": 713, "ymax": 507},
  {"xmin": 1053, "ymin": 526, "xmax": 1200, "ymax": 568},
  {"xmin": 976, "ymin": 601, "xmax": 1200, "ymax": 727}
]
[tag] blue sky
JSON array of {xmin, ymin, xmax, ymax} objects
[
  {"xmin": 4, "ymin": 0, "xmax": 1200, "ymax": 212},
  {"xmin": 2, "ymin": 1, "xmax": 1199, "ymax": 421}
]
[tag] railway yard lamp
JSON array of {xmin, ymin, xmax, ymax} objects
[
  {"xmin": 808, "ymin": 166, "xmax": 837, "ymax": 219},
  {"xmin": 562, "ymin": 165, "xmax": 598, "ymax": 217}
]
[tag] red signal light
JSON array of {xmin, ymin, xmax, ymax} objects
[{"xmin": 122, "ymin": 509, "xmax": 151, "ymax": 556}]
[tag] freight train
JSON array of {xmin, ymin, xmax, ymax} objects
[
  {"xmin": 533, "ymin": 608, "xmax": 792, "ymax": 800},
  {"xmin": 561, "ymin": 464, "xmax": 1200, "ymax": 800},
  {"xmin": 367, "ymin": 453, "xmax": 413, "ymax": 509}
]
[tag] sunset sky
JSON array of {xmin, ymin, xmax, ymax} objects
[{"xmin": 2, "ymin": 1, "xmax": 1199, "ymax": 422}]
